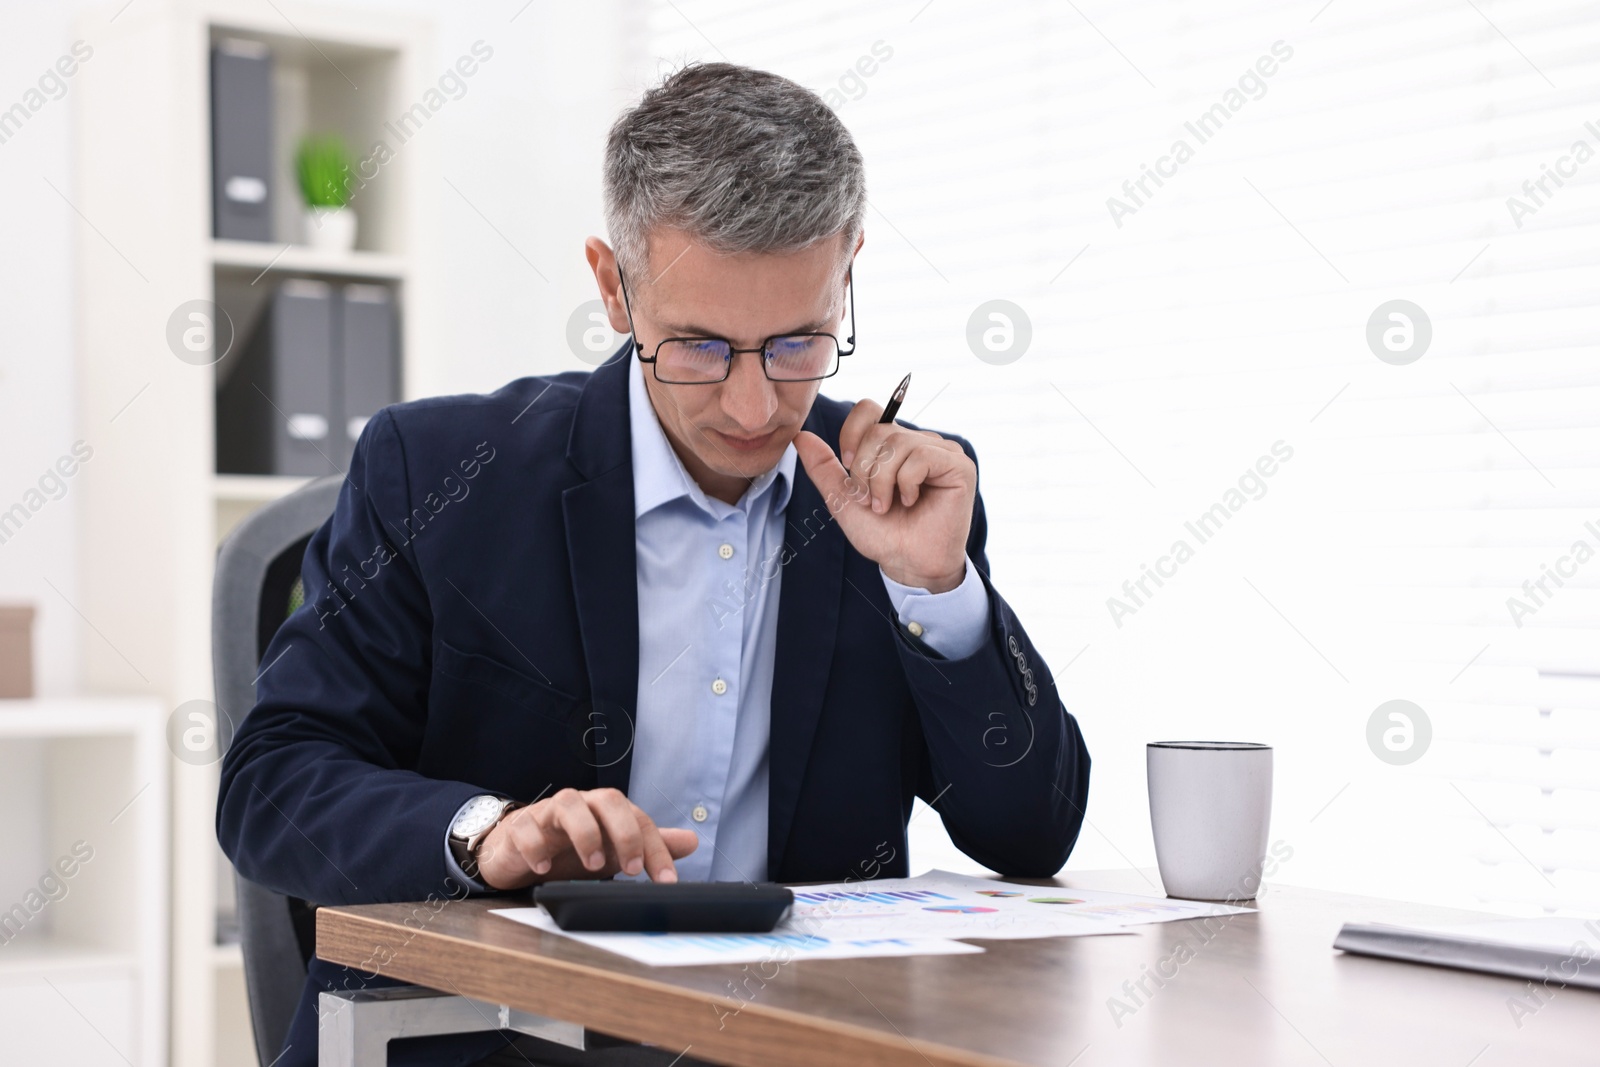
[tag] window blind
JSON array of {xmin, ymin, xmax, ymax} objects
[{"xmin": 635, "ymin": 0, "xmax": 1600, "ymax": 915}]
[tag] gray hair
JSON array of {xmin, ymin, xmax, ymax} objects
[{"xmin": 603, "ymin": 62, "xmax": 866, "ymax": 283}]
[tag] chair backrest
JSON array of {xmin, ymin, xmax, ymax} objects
[{"xmin": 213, "ymin": 475, "xmax": 344, "ymax": 1067}]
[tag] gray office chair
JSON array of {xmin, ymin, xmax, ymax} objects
[
  {"xmin": 214, "ymin": 474, "xmax": 344, "ymax": 1065},
  {"xmin": 213, "ymin": 474, "xmax": 592, "ymax": 1066}
]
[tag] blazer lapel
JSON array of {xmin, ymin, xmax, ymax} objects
[
  {"xmin": 560, "ymin": 346, "xmax": 850, "ymax": 866},
  {"xmin": 766, "ymin": 417, "xmax": 847, "ymax": 878},
  {"xmin": 562, "ymin": 348, "xmax": 639, "ymax": 795}
]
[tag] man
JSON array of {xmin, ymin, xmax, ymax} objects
[{"xmin": 218, "ymin": 62, "xmax": 1089, "ymax": 1067}]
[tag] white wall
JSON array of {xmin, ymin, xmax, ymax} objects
[{"xmin": 0, "ymin": 1, "xmax": 95, "ymax": 698}]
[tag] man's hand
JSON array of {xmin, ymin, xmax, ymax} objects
[
  {"xmin": 793, "ymin": 400, "xmax": 977, "ymax": 593},
  {"xmin": 474, "ymin": 787, "xmax": 698, "ymax": 890}
]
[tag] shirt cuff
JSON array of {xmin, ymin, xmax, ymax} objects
[
  {"xmin": 444, "ymin": 795, "xmax": 492, "ymax": 894},
  {"xmin": 880, "ymin": 555, "xmax": 990, "ymax": 660}
]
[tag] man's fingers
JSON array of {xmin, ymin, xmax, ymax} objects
[
  {"xmin": 481, "ymin": 791, "xmax": 712, "ymax": 888},
  {"xmin": 860, "ymin": 431, "xmax": 911, "ymax": 513},
  {"xmin": 499, "ymin": 808, "xmax": 561, "ymax": 877},
  {"xmin": 587, "ymin": 788, "xmax": 646, "ymax": 876},
  {"xmin": 919, "ymin": 430, "xmax": 965, "ymax": 455},
  {"xmin": 896, "ymin": 451, "xmax": 933, "ymax": 508},
  {"xmin": 794, "ymin": 430, "xmax": 852, "ymax": 511},
  {"xmin": 629, "ymin": 808, "xmax": 682, "ymax": 883},
  {"xmin": 897, "ymin": 439, "xmax": 971, "ymax": 507},
  {"xmin": 543, "ymin": 789, "xmax": 607, "ymax": 871},
  {"xmin": 798, "ymin": 428, "xmax": 926, "ymax": 517},
  {"xmin": 836, "ymin": 398, "xmax": 884, "ymax": 470},
  {"xmin": 659, "ymin": 827, "xmax": 700, "ymax": 859}
]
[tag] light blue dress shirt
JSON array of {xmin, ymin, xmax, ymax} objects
[{"xmin": 447, "ymin": 356, "xmax": 990, "ymax": 887}]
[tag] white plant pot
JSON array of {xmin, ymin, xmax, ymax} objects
[{"xmin": 301, "ymin": 206, "xmax": 357, "ymax": 253}]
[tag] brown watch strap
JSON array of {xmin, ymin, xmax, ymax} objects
[{"xmin": 453, "ymin": 799, "xmax": 526, "ymax": 881}]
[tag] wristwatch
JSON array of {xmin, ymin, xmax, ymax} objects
[{"xmin": 448, "ymin": 795, "xmax": 525, "ymax": 880}]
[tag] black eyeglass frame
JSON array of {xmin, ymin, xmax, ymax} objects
[{"xmin": 615, "ymin": 263, "xmax": 857, "ymax": 384}]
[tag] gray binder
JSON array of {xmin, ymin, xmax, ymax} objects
[
  {"xmin": 216, "ymin": 279, "xmax": 339, "ymax": 476},
  {"xmin": 211, "ymin": 38, "xmax": 276, "ymax": 242},
  {"xmin": 337, "ymin": 284, "xmax": 399, "ymax": 463}
]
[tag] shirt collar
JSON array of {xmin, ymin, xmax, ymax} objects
[{"xmin": 628, "ymin": 351, "xmax": 796, "ymax": 520}]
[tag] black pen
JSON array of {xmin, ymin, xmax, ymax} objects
[
  {"xmin": 845, "ymin": 373, "xmax": 912, "ymax": 479},
  {"xmin": 879, "ymin": 372, "xmax": 911, "ymax": 424}
]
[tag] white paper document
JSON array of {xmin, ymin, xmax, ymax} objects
[
  {"xmin": 778, "ymin": 869, "xmax": 1249, "ymax": 941},
  {"xmin": 492, "ymin": 906, "xmax": 986, "ymax": 966},
  {"xmin": 492, "ymin": 869, "xmax": 1248, "ymax": 967}
]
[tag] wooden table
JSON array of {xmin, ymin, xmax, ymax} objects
[{"xmin": 316, "ymin": 870, "xmax": 1599, "ymax": 1066}]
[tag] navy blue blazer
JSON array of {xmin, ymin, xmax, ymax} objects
[{"xmin": 217, "ymin": 347, "xmax": 1090, "ymax": 1067}]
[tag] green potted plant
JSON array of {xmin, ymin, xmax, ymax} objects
[{"xmin": 295, "ymin": 133, "xmax": 357, "ymax": 252}]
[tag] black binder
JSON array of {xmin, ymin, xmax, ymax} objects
[
  {"xmin": 338, "ymin": 284, "xmax": 399, "ymax": 461},
  {"xmin": 216, "ymin": 280, "xmax": 401, "ymax": 476},
  {"xmin": 211, "ymin": 38, "xmax": 276, "ymax": 241},
  {"xmin": 216, "ymin": 279, "xmax": 339, "ymax": 476}
]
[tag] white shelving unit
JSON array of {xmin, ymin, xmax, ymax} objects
[
  {"xmin": 213, "ymin": 475, "xmax": 314, "ymax": 545},
  {"xmin": 73, "ymin": 1, "xmax": 438, "ymax": 1062},
  {"xmin": 209, "ymin": 239, "xmax": 409, "ymax": 280},
  {"xmin": 0, "ymin": 698, "xmax": 167, "ymax": 1067}
]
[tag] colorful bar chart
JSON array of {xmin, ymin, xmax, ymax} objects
[{"xmin": 792, "ymin": 889, "xmax": 957, "ymax": 905}]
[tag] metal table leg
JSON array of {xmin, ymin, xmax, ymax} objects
[{"xmin": 318, "ymin": 984, "xmax": 587, "ymax": 1066}]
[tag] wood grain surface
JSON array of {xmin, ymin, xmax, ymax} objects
[{"xmin": 316, "ymin": 870, "xmax": 1600, "ymax": 1067}]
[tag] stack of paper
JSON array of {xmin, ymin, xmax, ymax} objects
[{"xmin": 492, "ymin": 869, "xmax": 1251, "ymax": 966}]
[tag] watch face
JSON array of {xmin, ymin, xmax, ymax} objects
[{"xmin": 452, "ymin": 795, "xmax": 506, "ymax": 838}]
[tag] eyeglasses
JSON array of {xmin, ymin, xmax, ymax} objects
[{"xmin": 616, "ymin": 264, "xmax": 856, "ymax": 384}]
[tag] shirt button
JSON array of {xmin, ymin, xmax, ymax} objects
[
  {"xmin": 691, "ymin": 804, "xmax": 709, "ymax": 823},
  {"xmin": 907, "ymin": 621, "xmax": 925, "ymax": 637},
  {"xmin": 718, "ymin": 543, "xmax": 735, "ymax": 560},
  {"xmin": 711, "ymin": 677, "xmax": 728, "ymax": 696}
]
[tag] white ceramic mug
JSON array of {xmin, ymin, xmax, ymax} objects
[{"xmin": 1147, "ymin": 741, "xmax": 1273, "ymax": 901}]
